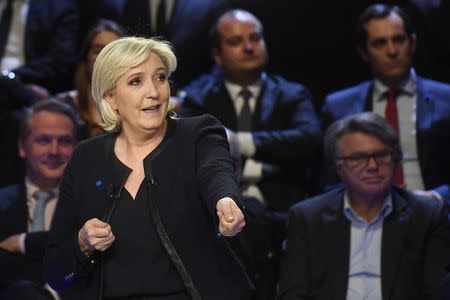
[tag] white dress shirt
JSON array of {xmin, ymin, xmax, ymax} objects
[
  {"xmin": 372, "ymin": 69, "xmax": 424, "ymax": 190},
  {"xmin": 18, "ymin": 178, "xmax": 59, "ymax": 253},
  {"xmin": 224, "ymin": 76, "xmax": 266, "ymax": 203},
  {"xmin": 344, "ymin": 190, "xmax": 393, "ymax": 300},
  {"xmin": 0, "ymin": 0, "xmax": 29, "ymax": 71},
  {"xmin": 149, "ymin": 0, "xmax": 176, "ymax": 33}
]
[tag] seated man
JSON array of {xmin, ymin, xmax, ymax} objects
[
  {"xmin": 0, "ymin": 99, "xmax": 81, "ymax": 299},
  {"xmin": 0, "ymin": 0, "xmax": 79, "ymax": 96},
  {"xmin": 321, "ymin": 4, "xmax": 450, "ymax": 204},
  {"xmin": 278, "ymin": 112, "xmax": 450, "ymax": 299},
  {"xmin": 180, "ymin": 9, "xmax": 321, "ymax": 213},
  {"xmin": 0, "ymin": 0, "xmax": 80, "ymax": 187}
]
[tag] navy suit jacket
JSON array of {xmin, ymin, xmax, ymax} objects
[
  {"xmin": 10, "ymin": 0, "xmax": 79, "ymax": 92},
  {"xmin": 321, "ymin": 77, "xmax": 450, "ymax": 203},
  {"xmin": 180, "ymin": 71, "xmax": 322, "ymax": 211},
  {"xmin": 278, "ymin": 186, "xmax": 450, "ymax": 300},
  {"xmin": 0, "ymin": 184, "xmax": 49, "ymax": 284},
  {"xmin": 101, "ymin": 0, "xmax": 230, "ymax": 89}
]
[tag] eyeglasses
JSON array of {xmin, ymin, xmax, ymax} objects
[{"xmin": 337, "ymin": 149, "xmax": 394, "ymax": 169}]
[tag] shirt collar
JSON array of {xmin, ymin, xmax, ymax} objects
[
  {"xmin": 25, "ymin": 177, "xmax": 59, "ymax": 202},
  {"xmin": 373, "ymin": 68, "xmax": 417, "ymax": 102},
  {"xmin": 343, "ymin": 189, "xmax": 393, "ymax": 225},
  {"xmin": 224, "ymin": 73, "xmax": 265, "ymax": 102}
]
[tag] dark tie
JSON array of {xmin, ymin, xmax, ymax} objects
[
  {"xmin": 156, "ymin": 0, "xmax": 167, "ymax": 36},
  {"xmin": 238, "ymin": 89, "xmax": 252, "ymax": 131},
  {"xmin": 31, "ymin": 190, "xmax": 54, "ymax": 232},
  {"xmin": 0, "ymin": 0, "xmax": 13, "ymax": 59},
  {"xmin": 385, "ymin": 89, "xmax": 404, "ymax": 186}
]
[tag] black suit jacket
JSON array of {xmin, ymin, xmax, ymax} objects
[
  {"xmin": 180, "ymin": 71, "xmax": 322, "ymax": 211},
  {"xmin": 278, "ymin": 186, "xmax": 450, "ymax": 300},
  {"xmin": 0, "ymin": 184, "xmax": 50, "ymax": 284},
  {"xmin": 321, "ymin": 77, "xmax": 450, "ymax": 203},
  {"xmin": 8, "ymin": 0, "xmax": 79, "ymax": 92},
  {"xmin": 44, "ymin": 114, "xmax": 253, "ymax": 299}
]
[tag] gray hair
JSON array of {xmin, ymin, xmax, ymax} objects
[{"xmin": 324, "ymin": 112, "xmax": 403, "ymax": 170}]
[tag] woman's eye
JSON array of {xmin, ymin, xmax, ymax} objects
[
  {"xmin": 156, "ymin": 73, "xmax": 167, "ymax": 82},
  {"xmin": 128, "ymin": 78, "xmax": 141, "ymax": 85}
]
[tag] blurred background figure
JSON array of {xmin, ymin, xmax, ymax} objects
[
  {"xmin": 321, "ymin": 3, "xmax": 450, "ymax": 205},
  {"xmin": 95, "ymin": 0, "xmax": 232, "ymax": 91},
  {"xmin": 0, "ymin": 0, "xmax": 80, "ymax": 188},
  {"xmin": 181, "ymin": 9, "xmax": 321, "ymax": 214},
  {"xmin": 180, "ymin": 9, "xmax": 321, "ymax": 299},
  {"xmin": 58, "ymin": 19, "xmax": 127, "ymax": 137},
  {"xmin": 0, "ymin": 0, "xmax": 79, "ymax": 103},
  {"xmin": 0, "ymin": 99, "xmax": 81, "ymax": 300},
  {"xmin": 279, "ymin": 112, "xmax": 450, "ymax": 299}
]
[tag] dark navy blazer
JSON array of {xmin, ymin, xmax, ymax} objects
[
  {"xmin": 0, "ymin": 184, "xmax": 50, "ymax": 283},
  {"xmin": 11, "ymin": 0, "xmax": 79, "ymax": 92},
  {"xmin": 181, "ymin": 70, "xmax": 322, "ymax": 211},
  {"xmin": 321, "ymin": 77, "xmax": 450, "ymax": 204},
  {"xmin": 278, "ymin": 186, "xmax": 450, "ymax": 300}
]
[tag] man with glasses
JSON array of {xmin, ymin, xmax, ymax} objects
[
  {"xmin": 321, "ymin": 4, "xmax": 450, "ymax": 204},
  {"xmin": 278, "ymin": 112, "xmax": 450, "ymax": 300}
]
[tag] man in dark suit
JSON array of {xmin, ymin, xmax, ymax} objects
[
  {"xmin": 321, "ymin": 4, "xmax": 450, "ymax": 204},
  {"xmin": 0, "ymin": 100, "xmax": 80, "ymax": 299},
  {"xmin": 278, "ymin": 112, "xmax": 450, "ymax": 300},
  {"xmin": 180, "ymin": 9, "xmax": 321, "ymax": 213},
  {"xmin": 0, "ymin": 0, "xmax": 80, "ymax": 188},
  {"xmin": 180, "ymin": 10, "xmax": 320, "ymax": 299},
  {"xmin": 0, "ymin": 0, "xmax": 79, "ymax": 97}
]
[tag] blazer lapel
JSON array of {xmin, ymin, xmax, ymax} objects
[
  {"xmin": 414, "ymin": 77, "xmax": 434, "ymax": 188},
  {"xmin": 18, "ymin": 185, "xmax": 28, "ymax": 232},
  {"xmin": 360, "ymin": 81, "xmax": 373, "ymax": 112},
  {"xmin": 167, "ymin": 0, "xmax": 183, "ymax": 37},
  {"xmin": 381, "ymin": 188, "xmax": 410, "ymax": 300},
  {"xmin": 95, "ymin": 133, "xmax": 131, "ymax": 213},
  {"xmin": 415, "ymin": 77, "xmax": 434, "ymax": 131},
  {"xmin": 321, "ymin": 190, "xmax": 350, "ymax": 300},
  {"xmin": 210, "ymin": 82, "xmax": 238, "ymax": 130},
  {"xmin": 257, "ymin": 78, "xmax": 278, "ymax": 124}
]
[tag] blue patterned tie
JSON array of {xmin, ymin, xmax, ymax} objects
[{"xmin": 31, "ymin": 190, "xmax": 54, "ymax": 232}]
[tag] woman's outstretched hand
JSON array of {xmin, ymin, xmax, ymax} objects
[{"xmin": 216, "ymin": 197, "xmax": 245, "ymax": 237}]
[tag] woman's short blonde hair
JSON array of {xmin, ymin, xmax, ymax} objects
[{"xmin": 91, "ymin": 36, "xmax": 177, "ymax": 131}]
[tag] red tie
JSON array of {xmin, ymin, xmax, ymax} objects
[{"xmin": 385, "ymin": 89, "xmax": 404, "ymax": 186}]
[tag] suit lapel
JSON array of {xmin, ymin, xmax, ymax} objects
[
  {"xmin": 415, "ymin": 77, "xmax": 433, "ymax": 131},
  {"xmin": 24, "ymin": 0, "xmax": 40, "ymax": 58},
  {"xmin": 381, "ymin": 188, "xmax": 410, "ymax": 300},
  {"xmin": 414, "ymin": 77, "xmax": 434, "ymax": 188},
  {"xmin": 209, "ymin": 82, "xmax": 238, "ymax": 130},
  {"xmin": 18, "ymin": 185, "xmax": 28, "ymax": 232},
  {"xmin": 360, "ymin": 81, "xmax": 373, "ymax": 112},
  {"xmin": 321, "ymin": 189, "xmax": 350, "ymax": 300},
  {"xmin": 257, "ymin": 77, "xmax": 278, "ymax": 124},
  {"xmin": 168, "ymin": 0, "xmax": 183, "ymax": 36}
]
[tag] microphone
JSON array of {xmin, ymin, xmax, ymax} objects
[{"xmin": 102, "ymin": 184, "xmax": 120, "ymax": 223}]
